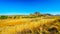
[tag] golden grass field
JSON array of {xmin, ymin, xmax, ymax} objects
[{"xmin": 0, "ymin": 17, "xmax": 60, "ymax": 34}]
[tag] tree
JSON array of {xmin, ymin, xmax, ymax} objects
[
  {"xmin": 14, "ymin": 16, "xmax": 16, "ymax": 19},
  {"xmin": 34, "ymin": 12, "xmax": 40, "ymax": 15},
  {"xmin": 34, "ymin": 12, "xmax": 41, "ymax": 17},
  {"xmin": 0, "ymin": 16, "xmax": 8, "ymax": 19}
]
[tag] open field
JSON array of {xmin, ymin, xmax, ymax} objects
[{"xmin": 0, "ymin": 16, "xmax": 60, "ymax": 34}]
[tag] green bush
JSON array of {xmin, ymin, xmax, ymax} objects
[{"xmin": 0, "ymin": 16, "xmax": 8, "ymax": 19}]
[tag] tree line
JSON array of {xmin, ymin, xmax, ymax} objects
[{"xmin": 0, "ymin": 12, "xmax": 53, "ymax": 19}]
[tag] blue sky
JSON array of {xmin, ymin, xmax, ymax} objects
[{"xmin": 0, "ymin": 0, "xmax": 60, "ymax": 15}]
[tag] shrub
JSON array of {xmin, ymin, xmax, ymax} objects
[{"xmin": 0, "ymin": 16, "xmax": 8, "ymax": 19}]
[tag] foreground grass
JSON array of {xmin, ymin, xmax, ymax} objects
[{"xmin": 0, "ymin": 18, "xmax": 60, "ymax": 34}]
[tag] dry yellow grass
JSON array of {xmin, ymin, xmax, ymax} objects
[{"xmin": 0, "ymin": 18, "xmax": 60, "ymax": 34}]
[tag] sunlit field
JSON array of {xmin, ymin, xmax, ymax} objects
[
  {"xmin": 0, "ymin": 0, "xmax": 60, "ymax": 34},
  {"xmin": 0, "ymin": 13, "xmax": 60, "ymax": 34}
]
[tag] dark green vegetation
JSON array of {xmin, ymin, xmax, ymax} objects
[
  {"xmin": 0, "ymin": 12, "xmax": 60, "ymax": 34},
  {"xmin": 0, "ymin": 12, "xmax": 60, "ymax": 19},
  {"xmin": 0, "ymin": 15, "xmax": 8, "ymax": 19}
]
